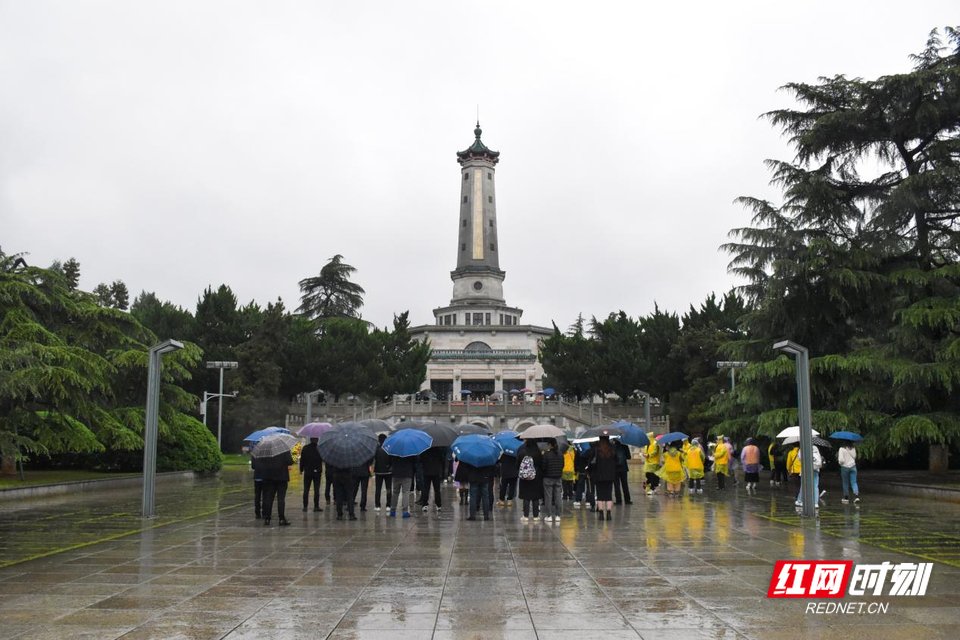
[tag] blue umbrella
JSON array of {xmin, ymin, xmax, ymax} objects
[
  {"xmin": 659, "ymin": 431, "xmax": 689, "ymax": 445},
  {"xmin": 829, "ymin": 431, "xmax": 863, "ymax": 442},
  {"xmin": 382, "ymin": 429, "xmax": 433, "ymax": 457},
  {"xmin": 316, "ymin": 423, "xmax": 379, "ymax": 468},
  {"xmin": 243, "ymin": 426, "xmax": 291, "ymax": 443},
  {"xmin": 542, "ymin": 387, "xmax": 556, "ymax": 396},
  {"xmin": 460, "ymin": 389, "xmax": 472, "ymax": 395},
  {"xmin": 612, "ymin": 421, "xmax": 650, "ymax": 447},
  {"xmin": 493, "ymin": 431, "xmax": 524, "ymax": 456},
  {"xmin": 451, "ymin": 434, "xmax": 503, "ymax": 467}
]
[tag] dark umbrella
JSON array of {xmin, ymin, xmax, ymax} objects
[
  {"xmin": 359, "ymin": 418, "xmax": 392, "ymax": 433},
  {"xmin": 456, "ymin": 424, "xmax": 491, "ymax": 436},
  {"xmin": 581, "ymin": 425, "xmax": 624, "ymax": 439},
  {"xmin": 297, "ymin": 422, "xmax": 334, "ymax": 438},
  {"xmin": 315, "ymin": 423, "xmax": 379, "ymax": 468},
  {"xmin": 393, "ymin": 421, "xmax": 458, "ymax": 447}
]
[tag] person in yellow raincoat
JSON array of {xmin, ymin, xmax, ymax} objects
[
  {"xmin": 713, "ymin": 435, "xmax": 730, "ymax": 490},
  {"xmin": 644, "ymin": 434, "xmax": 661, "ymax": 495},
  {"xmin": 658, "ymin": 443, "xmax": 685, "ymax": 496},
  {"xmin": 685, "ymin": 438, "xmax": 706, "ymax": 494},
  {"xmin": 786, "ymin": 444, "xmax": 801, "ymax": 495},
  {"xmin": 561, "ymin": 446, "xmax": 576, "ymax": 501}
]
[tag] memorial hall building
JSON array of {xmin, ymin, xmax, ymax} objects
[{"xmin": 410, "ymin": 125, "xmax": 552, "ymax": 400}]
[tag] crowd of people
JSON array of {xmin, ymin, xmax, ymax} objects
[{"xmin": 251, "ymin": 432, "xmax": 861, "ymax": 524}]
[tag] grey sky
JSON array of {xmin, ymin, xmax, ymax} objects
[{"xmin": 2, "ymin": 2, "xmax": 956, "ymax": 330}]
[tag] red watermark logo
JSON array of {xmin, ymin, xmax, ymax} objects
[
  {"xmin": 768, "ymin": 560, "xmax": 933, "ymax": 599},
  {"xmin": 768, "ymin": 560, "xmax": 853, "ymax": 598}
]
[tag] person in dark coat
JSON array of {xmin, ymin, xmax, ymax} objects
[
  {"xmin": 541, "ymin": 440, "xmax": 565, "ymax": 522},
  {"xmin": 373, "ymin": 434, "xmax": 393, "ymax": 511},
  {"xmin": 466, "ymin": 462, "xmax": 496, "ymax": 520},
  {"xmin": 299, "ymin": 438, "xmax": 323, "ymax": 512},
  {"xmin": 251, "ymin": 453, "xmax": 264, "ymax": 519},
  {"xmin": 329, "ymin": 464, "xmax": 357, "ymax": 521},
  {"xmin": 497, "ymin": 454, "xmax": 518, "ymax": 506},
  {"xmin": 614, "ymin": 440, "xmax": 632, "ymax": 505},
  {"xmin": 573, "ymin": 446, "xmax": 594, "ymax": 510},
  {"xmin": 351, "ymin": 459, "xmax": 372, "ymax": 512},
  {"xmin": 516, "ymin": 440, "xmax": 544, "ymax": 521},
  {"xmin": 589, "ymin": 436, "xmax": 618, "ymax": 521},
  {"xmin": 419, "ymin": 447, "xmax": 446, "ymax": 512},
  {"xmin": 389, "ymin": 454, "xmax": 415, "ymax": 517},
  {"xmin": 260, "ymin": 450, "xmax": 294, "ymax": 526}
]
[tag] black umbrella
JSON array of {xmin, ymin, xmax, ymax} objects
[
  {"xmin": 394, "ymin": 421, "xmax": 458, "ymax": 447},
  {"xmin": 580, "ymin": 425, "xmax": 623, "ymax": 440},
  {"xmin": 316, "ymin": 423, "xmax": 379, "ymax": 468},
  {"xmin": 455, "ymin": 424, "xmax": 491, "ymax": 436}
]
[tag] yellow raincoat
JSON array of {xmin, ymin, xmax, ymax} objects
[
  {"xmin": 713, "ymin": 439, "xmax": 730, "ymax": 476},
  {"xmin": 684, "ymin": 444, "xmax": 705, "ymax": 480},
  {"xmin": 658, "ymin": 448, "xmax": 684, "ymax": 484},
  {"xmin": 643, "ymin": 437, "xmax": 661, "ymax": 474},
  {"xmin": 562, "ymin": 448, "xmax": 576, "ymax": 481},
  {"xmin": 787, "ymin": 446, "xmax": 801, "ymax": 475}
]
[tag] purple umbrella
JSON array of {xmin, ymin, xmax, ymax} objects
[{"xmin": 298, "ymin": 422, "xmax": 334, "ymax": 438}]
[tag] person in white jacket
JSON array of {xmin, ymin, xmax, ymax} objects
[
  {"xmin": 794, "ymin": 446, "xmax": 823, "ymax": 508},
  {"xmin": 838, "ymin": 444, "xmax": 860, "ymax": 504}
]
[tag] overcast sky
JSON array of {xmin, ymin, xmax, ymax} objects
[{"xmin": 2, "ymin": 2, "xmax": 956, "ymax": 331}]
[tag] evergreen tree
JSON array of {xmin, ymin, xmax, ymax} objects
[
  {"xmin": 538, "ymin": 315, "xmax": 597, "ymax": 401},
  {"xmin": 110, "ymin": 280, "xmax": 129, "ymax": 310},
  {"xmin": 718, "ymin": 27, "xmax": 960, "ymax": 467},
  {"xmin": 297, "ymin": 254, "xmax": 365, "ymax": 321}
]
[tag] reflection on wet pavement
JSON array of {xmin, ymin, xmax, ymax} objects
[{"xmin": 0, "ymin": 467, "xmax": 958, "ymax": 639}]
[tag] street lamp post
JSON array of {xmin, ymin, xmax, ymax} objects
[
  {"xmin": 773, "ymin": 340, "xmax": 817, "ymax": 518},
  {"xmin": 205, "ymin": 361, "xmax": 238, "ymax": 449},
  {"xmin": 717, "ymin": 361, "xmax": 748, "ymax": 392},
  {"xmin": 143, "ymin": 339, "xmax": 184, "ymax": 517}
]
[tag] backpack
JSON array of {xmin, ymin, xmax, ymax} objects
[{"xmin": 518, "ymin": 455, "xmax": 537, "ymax": 480}]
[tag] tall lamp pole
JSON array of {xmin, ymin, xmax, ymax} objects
[
  {"xmin": 205, "ymin": 361, "xmax": 238, "ymax": 449},
  {"xmin": 143, "ymin": 339, "xmax": 184, "ymax": 518},
  {"xmin": 773, "ymin": 340, "xmax": 817, "ymax": 518}
]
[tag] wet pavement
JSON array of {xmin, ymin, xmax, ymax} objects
[{"xmin": 1, "ymin": 468, "xmax": 959, "ymax": 639}]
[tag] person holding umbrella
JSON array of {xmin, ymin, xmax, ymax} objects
[
  {"xmin": 497, "ymin": 454, "xmax": 518, "ymax": 507},
  {"xmin": 541, "ymin": 439, "xmax": 565, "ymax": 523},
  {"xmin": 300, "ymin": 437, "xmax": 324, "ymax": 513},
  {"xmin": 373, "ymin": 434, "xmax": 392, "ymax": 512},
  {"xmin": 835, "ymin": 435, "xmax": 861, "ymax": 504},
  {"xmin": 419, "ymin": 446, "xmax": 447, "ymax": 513},
  {"xmin": 516, "ymin": 438, "xmax": 544, "ymax": 522},
  {"xmin": 614, "ymin": 439, "xmax": 632, "ymax": 505},
  {"xmin": 329, "ymin": 464, "xmax": 357, "ymax": 521},
  {"xmin": 466, "ymin": 462, "xmax": 496, "ymax": 521},
  {"xmin": 589, "ymin": 435, "xmax": 618, "ymax": 520},
  {"xmin": 253, "ymin": 434, "xmax": 297, "ymax": 527}
]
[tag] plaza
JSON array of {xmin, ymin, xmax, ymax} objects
[{"xmin": 1, "ymin": 468, "xmax": 959, "ymax": 639}]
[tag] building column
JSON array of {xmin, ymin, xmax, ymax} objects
[{"xmin": 494, "ymin": 367, "xmax": 504, "ymax": 392}]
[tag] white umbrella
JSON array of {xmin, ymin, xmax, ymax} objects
[
  {"xmin": 251, "ymin": 433, "xmax": 299, "ymax": 458},
  {"xmin": 518, "ymin": 424, "xmax": 565, "ymax": 439},
  {"xmin": 777, "ymin": 426, "xmax": 820, "ymax": 439}
]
